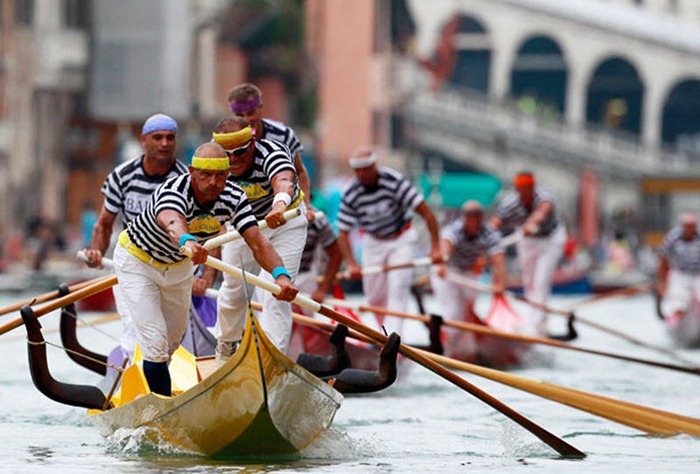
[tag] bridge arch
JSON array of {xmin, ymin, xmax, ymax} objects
[
  {"xmin": 510, "ymin": 35, "xmax": 568, "ymax": 116},
  {"xmin": 662, "ymin": 78, "xmax": 700, "ymax": 158}
]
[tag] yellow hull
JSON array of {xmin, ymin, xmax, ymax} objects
[{"xmin": 89, "ymin": 313, "xmax": 343, "ymax": 457}]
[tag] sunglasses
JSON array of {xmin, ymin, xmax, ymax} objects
[{"xmin": 225, "ymin": 140, "xmax": 252, "ymax": 158}]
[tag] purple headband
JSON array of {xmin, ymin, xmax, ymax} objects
[
  {"xmin": 229, "ymin": 96, "xmax": 261, "ymax": 115},
  {"xmin": 142, "ymin": 114, "xmax": 178, "ymax": 135}
]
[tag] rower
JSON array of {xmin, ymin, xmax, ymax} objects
[
  {"xmin": 657, "ymin": 211, "xmax": 700, "ymax": 326},
  {"xmin": 336, "ymin": 148, "xmax": 441, "ymax": 335},
  {"xmin": 434, "ymin": 200, "xmax": 507, "ymax": 361}
]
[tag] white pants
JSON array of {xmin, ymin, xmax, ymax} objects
[
  {"xmin": 113, "ymin": 244, "xmax": 194, "ymax": 363},
  {"xmin": 433, "ymin": 270, "xmax": 480, "ymax": 360},
  {"xmin": 294, "ymin": 271, "xmax": 317, "ymax": 317},
  {"xmin": 216, "ymin": 207, "xmax": 307, "ymax": 354},
  {"xmin": 111, "ymin": 283, "xmax": 136, "ymax": 359},
  {"xmin": 664, "ymin": 270, "xmax": 700, "ymax": 316},
  {"xmin": 515, "ymin": 224, "xmax": 566, "ymax": 335},
  {"xmin": 362, "ymin": 227, "xmax": 418, "ymax": 335}
]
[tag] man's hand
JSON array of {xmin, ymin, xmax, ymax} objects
[
  {"xmin": 429, "ymin": 246, "xmax": 443, "ymax": 264},
  {"xmin": 185, "ymin": 241, "xmax": 208, "ymax": 265},
  {"xmin": 83, "ymin": 249, "xmax": 104, "ymax": 269},
  {"xmin": 311, "ymin": 287, "xmax": 327, "ymax": 303},
  {"xmin": 523, "ymin": 221, "xmax": 540, "ymax": 236},
  {"xmin": 265, "ymin": 202, "xmax": 287, "ymax": 229},
  {"xmin": 436, "ymin": 263, "xmax": 447, "ymax": 279},
  {"xmin": 192, "ymin": 276, "xmax": 211, "ymax": 297},
  {"xmin": 347, "ymin": 262, "xmax": 363, "ymax": 280},
  {"xmin": 274, "ymin": 276, "xmax": 298, "ymax": 301}
]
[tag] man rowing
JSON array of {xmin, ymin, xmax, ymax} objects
[
  {"xmin": 435, "ymin": 200, "xmax": 507, "ymax": 361},
  {"xmin": 336, "ymin": 148, "xmax": 441, "ymax": 334},
  {"xmin": 657, "ymin": 211, "xmax": 700, "ymax": 326},
  {"xmin": 210, "ymin": 116, "xmax": 307, "ymax": 360},
  {"xmin": 227, "ymin": 83, "xmax": 314, "ymax": 221},
  {"xmin": 83, "ymin": 114, "xmax": 187, "ymax": 359},
  {"xmin": 490, "ymin": 171, "xmax": 566, "ymax": 336},
  {"xmin": 111, "ymin": 142, "xmax": 296, "ymax": 395}
]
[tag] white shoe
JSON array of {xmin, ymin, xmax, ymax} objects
[{"xmin": 215, "ymin": 340, "xmax": 240, "ymax": 366}]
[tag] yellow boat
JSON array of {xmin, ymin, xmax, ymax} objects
[{"xmin": 21, "ymin": 303, "xmax": 344, "ymax": 458}]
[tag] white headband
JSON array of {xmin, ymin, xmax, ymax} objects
[{"xmin": 348, "ymin": 152, "xmax": 377, "ymax": 169}]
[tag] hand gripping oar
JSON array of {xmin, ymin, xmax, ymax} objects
[
  {"xmin": 0, "ymin": 275, "xmax": 118, "ymax": 336},
  {"xmin": 202, "ymin": 208, "xmax": 303, "ymax": 250},
  {"xmin": 288, "ymin": 312, "xmax": 700, "ymax": 436},
  {"xmin": 444, "ymin": 272, "xmax": 696, "ymax": 366},
  {"xmin": 324, "ymin": 298, "xmax": 700, "ymax": 376},
  {"xmin": 181, "ymin": 249, "xmax": 585, "ymax": 458}
]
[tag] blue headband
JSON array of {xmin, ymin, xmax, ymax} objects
[{"xmin": 142, "ymin": 114, "xmax": 178, "ymax": 135}]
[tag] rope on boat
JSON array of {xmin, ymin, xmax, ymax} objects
[{"xmin": 26, "ymin": 339, "xmax": 125, "ymax": 373}]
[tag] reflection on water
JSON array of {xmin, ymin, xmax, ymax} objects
[{"xmin": 27, "ymin": 445, "xmax": 54, "ymax": 462}]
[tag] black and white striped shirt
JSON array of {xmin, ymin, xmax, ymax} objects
[
  {"xmin": 262, "ymin": 118, "xmax": 303, "ymax": 157},
  {"xmin": 442, "ymin": 220, "xmax": 503, "ymax": 270},
  {"xmin": 337, "ymin": 167, "xmax": 424, "ymax": 239},
  {"xmin": 126, "ymin": 174, "xmax": 257, "ymax": 265},
  {"xmin": 495, "ymin": 187, "xmax": 560, "ymax": 237},
  {"xmin": 660, "ymin": 226, "xmax": 700, "ymax": 273},
  {"xmin": 228, "ymin": 138, "xmax": 300, "ymax": 220},
  {"xmin": 299, "ymin": 212, "xmax": 337, "ymax": 273},
  {"xmin": 101, "ymin": 155, "xmax": 187, "ymax": 225}
]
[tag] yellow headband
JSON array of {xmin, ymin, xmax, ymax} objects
[
  {"xmin": 212, "ymin": 127, "xmax": 253, "ymax": 149},
  {"xmin": 191, "ymin": 156, "xmax": 230, "ymax": 170}
]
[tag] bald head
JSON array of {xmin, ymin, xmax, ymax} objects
[{"xmin": 195, "ymin": 142, "xmax": 227, "ymax": 159}]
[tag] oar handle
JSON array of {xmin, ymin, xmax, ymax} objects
[
  {"xmin": 181, "ymin": 248, "xmax": 323, "ymax": 314},
  {"xmin": 203, "ymin": 208, "xmax": 302, "ymax": 250},
  {"xmin": 335, "ymin": 257, "xmax": 435, "ymax": 281},
  {"xmin": 76, "ymin": 250, "xmax": 115, "ymax": 270},
  {"xmin": 500, "ymin": 228, "xmax": 524, "ymax": 247}
]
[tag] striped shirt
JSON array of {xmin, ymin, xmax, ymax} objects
[
  {"xmin": 126, "ymin": 174, "xmax": 257, "ymax": 265},
  {"xmin": 299, "ymin": 212, "xmax": 337, "ymax": 273},
  {"xmin": 443, "ymin": 220, "xmax": 503, "ymax": 270},
  {"xmin": 660, "ymin": 226, "xmax": 700, "ymax": 273},
  {"xmin": 495, "ymin": 186, "xmax": 560, "ymax": 237},
  {"xmin": 337, "ymin": 167, "xmax": 424, "ymax": 239},
  {"xmin": 262, "ymin": 118, "xmax": 303, "ymax": 157},
  {"xmin": 227, "ymin": 138, "xmax": 300, "ymax": 220},
  {"xmin": 101, "ymin": 155, "xmax": 187, "ymax": 225}
]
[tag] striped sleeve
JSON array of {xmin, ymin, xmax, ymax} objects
[
  {"xmin": 336, "ymin": 184, "xmax": 360, "ymax": 231},
  {"xmin": 484, "ymin": 226, "xmax": 504, "ymax": 256},
  {"xmin": 394, "ymin": 174, "xmax": 424, "ymax": 210}
]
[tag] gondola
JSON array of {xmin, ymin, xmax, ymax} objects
[{"xmin": 21, "ymin": 299, "xmax": 344, "ymax": 457}]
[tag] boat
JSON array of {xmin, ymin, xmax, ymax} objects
[
  {"xmin": 20, "ymin": 299, "xmax": 344, "ymax": 457},
  {"xmin": 655, "ymin": 294, "xmax": 700, "ymax": 349},
  {"xmin": 438, "ymin": 295, "xmax": 532, "ymax": 368}
]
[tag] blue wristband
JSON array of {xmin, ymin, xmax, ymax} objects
[
  {"xmin": 178, "ymin": 233, "xmax": 197, "ymax": 247},
  {"xmin": 271, "ymin": 266, "xmax": 291, "ymax": 280}
]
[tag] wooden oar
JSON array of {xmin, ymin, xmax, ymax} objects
[
  {"xmin": 289, "ymin": 311, "xmax": 700, "ymax": 436},
  {"xmin": 0, "ymin": 276, "xmax": 118, "ymax": 336},
  {"xmin": 331, "ymin": 257, "xmax": 436, "ymax": 281},
  {"xmin": 566, "ymin": 282, "xmax": 652, "ymax": 311},
  {"xmin": 202, "ymin": 208, "xmax": 303, "ymax": 250},
  {"xmin": 325, "ymin": 298, "xmax": 700, "ymax": 376},
  {"xmin": 0, "ymin": 275, "xmax": 112, "ymax": 318},
  {"xmin": 185, "ymin": 249, "xmax": 585, "ymax": 458},
  {"xmin": 444, "ymin": 272, "xmax": 695, "ymax": 365}
]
